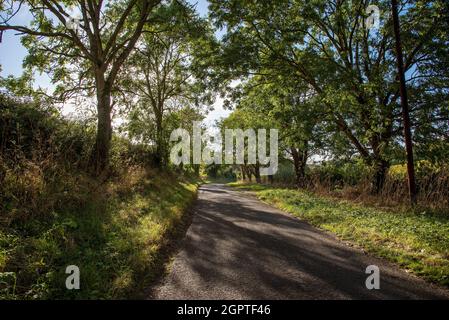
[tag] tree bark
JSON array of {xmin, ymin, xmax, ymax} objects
[
  {"xmin": 391, "ymin": 0, "xmax": 417, "ymax": 205},
  {"xmin": 291, "ymin": 145, "xmax": 308, "ymax": 188},
  {"xmin": 91, "ymin": 72, "xmax": 112, "ymax": 176},
  {"xmin": 194, "ymin": 164, "xmax": 200, "ymax": 176},
  {"xmin": 372, "ymin": 159, "xmax": 389, "ymax": 194},
  {"xmin": 155, "ymin": 110, "xmax": 165, "ymax": 168},
  {"xmin": 254, "ymin": 163, "xmax": 261, "ymax": 184},
  {"xmin": 241, "ymin": 165, "xmax": 246, "ymax": 181},
  {"xmin": 245, "ymin": 166, "xmax": 253, "ymax": 182}
]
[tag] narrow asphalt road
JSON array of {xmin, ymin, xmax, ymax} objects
[{"xmin": 151, "ymin": 184, "xmax": 449, "ymax": 300}]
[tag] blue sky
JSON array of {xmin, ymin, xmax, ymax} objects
[
  {"xmin": 0, "ymin": 0, "xmax": 209, "ymax": 77},
  {"xmin": 0, "ymin": 5, "xmax": 36, "ymax": 78},
  {"xmin": 0, "ymin": 0, "xmax": 230, "ymax": 124}
]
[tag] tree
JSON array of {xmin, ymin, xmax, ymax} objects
[
  {"xmin": 209, "ymin": 0, "xmax": 447, "ymax": 193},
  {"xmin": 0, "ymin": 0, "xmax": 162, "ymax": 175},
  {"xmin": 391, "ymin": 0, "xmax": 417, "ymax": 205},
  {"xmin": 229, "ymin": 74, "xmax": 323, "ymax": 188},
  {"xmin": 117, "ymin": 2, "xmax": 216, "ymax": 167},
  {"xmin": 220, "ymin": 89, "xmax": 286, "ymax": 184}
]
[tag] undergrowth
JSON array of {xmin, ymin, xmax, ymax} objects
[{"xmin": 0, "ymin": 167, "xmax": 199, "ymax": 299}]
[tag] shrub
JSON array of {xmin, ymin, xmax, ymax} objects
[{"xmin": 1, "ymin": 94, "xmax": 199, "ymax": 299}]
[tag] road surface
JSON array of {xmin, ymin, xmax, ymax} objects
[{"xmin": 150, "ymin": 184, "xmax": 449, "ymax": 300}]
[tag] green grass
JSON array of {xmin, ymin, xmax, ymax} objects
[
  {"xmin": 0, "ymin": 169, "xmax": 200, "ymax": 299},
  {"xmin": 229, "ymin": 182, "xmax": 449, "ymax": 287}
]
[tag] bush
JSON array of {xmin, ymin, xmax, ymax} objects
[
  {"xmin": 0, "ymin": 94, "xmax": 95, "ymax": 169},
  {"xmin": 205, "ymin": 164, "xmax": 236, "ymax": 180},
  {"xmin": 0, "ymin": 94, "xmax": 200, "ymax": 299}
]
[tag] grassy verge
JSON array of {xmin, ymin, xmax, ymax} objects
[
  {"xmin": 0, "ymin": 168, "xmax": 200, "ymax": 299},
  {"xmin": 229, "ymin": 182, "xmax": 449, "ymax": 287}
]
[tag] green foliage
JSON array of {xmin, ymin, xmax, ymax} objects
[
  {"xmin": 0, "ymin": 168, "xmax": 199, "ymax": 299},
  {"xmin": 205, "ymin": 164, "xmax": 236, "ymax": 181},
  {"xmin": 271, "ymin": 161, "xmax": 296, "ymax": 184},
  {"xmin": 211, "ymin": 0, "xmax": 449, "ymax": 182},
  {"xmin": 115, "ymin": 1, "xmax": 216, "ymax": 167},
  {"xmin": 308, "ymin": 160, "xmax": 371, "ymax": 187},
  {"xmin": 1, "ymin": 0, "xmax": 449, "ymax": 298},
  {"xmin": 0, "ymin": 94, "xmax": 200, "ymax": 299}
]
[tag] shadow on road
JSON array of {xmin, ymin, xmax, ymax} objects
[{"xmin": 150, "ymin": 184, "xmax": 449, "ymax": 300}]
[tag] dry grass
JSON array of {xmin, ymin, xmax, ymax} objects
[
  {"xmin": 0, "ymin": 97, "xmax": 201, "ymax": 299},
  {"xmin": 258, "ymin": 161, "xmax": 448, "ymax": 213},
  {"xmin": 304, "ymin": 167, "xmax": 449, "ymax": 212},
  {"xmin": 0, "ymin": 161, "xmax": 200, "ymax": 299}
]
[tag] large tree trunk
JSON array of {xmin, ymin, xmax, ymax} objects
[
  {"xmin": 291, "ymin": 145, "xmax": 308, "ymax": 188},
  {"xmin": 372, "ymin": 158, "xmax": 389, "ymax": 194},
  {"xmin": 194, "ymin": 164, "xmax": 200, "ymax": 176},
  {"xmin": 91, "ymin": 73, "xmax": 112, "ymax": 176},
  {"xmin": 254, "ymin": 163, "xmax": 261, "ymax": 184},
  {"xmin": 241, "ymin": 165, "xmax": 246, "ymax": 181},
  {"xmin": 245, "ymin": 166, "xmax": 253, "ymax": 182},
  {"xmin": 154, "ymin": 109, "xmax": 165, "ymax": 168},
  {"xmin": 391, "ymin": 0, "xmax": 417, "ymax": 205}
]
